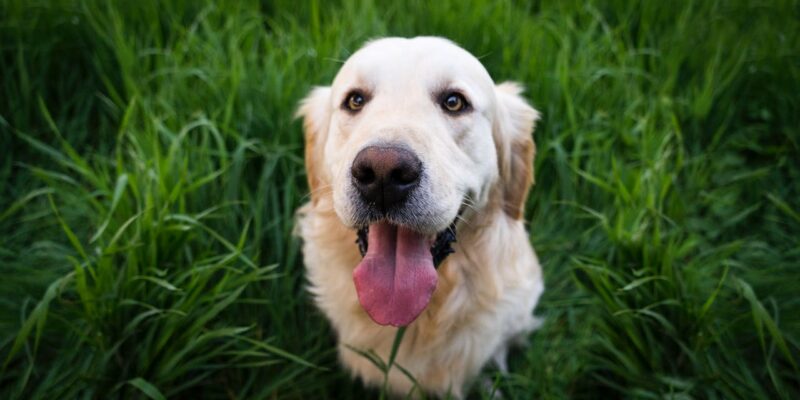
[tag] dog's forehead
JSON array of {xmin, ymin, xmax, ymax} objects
[{"xmin": 332, "ymin": 37, "xmax": 493, "ymax": 93}]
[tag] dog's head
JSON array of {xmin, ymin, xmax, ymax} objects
[{"xmin": 298, "ymin": 37, "xmax": 538, "ymax": 327}]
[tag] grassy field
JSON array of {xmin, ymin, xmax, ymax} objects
[{"xmin": 1, "ymin": 0, "xmax": 799, "ymax": 398}]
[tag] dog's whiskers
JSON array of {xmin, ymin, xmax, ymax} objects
[
  {"xmin": 455, "ymin": 195, "xmax": 479, "ymax": 228},
  {"xmin": 300, "ymin": 184, "xmax": 334, "ymax": 203},
  {"xmin": 460, "ymin": 195, "xmax": 479, "ymax": 212}
]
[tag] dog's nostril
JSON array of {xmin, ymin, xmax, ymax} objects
[
  {"xmin": 353, "ymin": 165, "xmax": 376, "ymax": 185},
  {"xmin": 391, "ymin": 166, "xmax": 420, "ymax": 185}
]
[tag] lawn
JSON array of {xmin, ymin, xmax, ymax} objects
[{"xmin": 1, "ymin": 0, "xmax": 799, "ymax": 398}]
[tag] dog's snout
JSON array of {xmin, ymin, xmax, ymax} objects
[{"xmin": 351, "ymin": 146, "xmax": 422, "ymax": 212}]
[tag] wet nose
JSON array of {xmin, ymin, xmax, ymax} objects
[{"xmin": 351, "ymin": 145, "xmax": 422, "ymax": 212}]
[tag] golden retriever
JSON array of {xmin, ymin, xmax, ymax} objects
[{"xmin": 296, "ymin": 37, "xmax": 543, "ymax": 397}]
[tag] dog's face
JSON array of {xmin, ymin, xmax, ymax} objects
[{"xmin": 299, "ymin": 37, "xmax": 538, "ymax": 327}]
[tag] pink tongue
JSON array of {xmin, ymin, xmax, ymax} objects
[{"xmin": 353, "ymin": 222, "xmax": 437, "ymax": 327}]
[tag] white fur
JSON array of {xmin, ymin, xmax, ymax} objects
[{"xmin": 296, "ymin": 37, "xmax": 543, "ymax": 398}]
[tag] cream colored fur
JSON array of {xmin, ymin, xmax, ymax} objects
[{"xmin": 296, "ymin": 37, "xmax": 543, "ymax": 398}]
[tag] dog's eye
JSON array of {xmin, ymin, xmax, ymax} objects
[
  {"xmin": 345, "ymin": 92, "xmax": 366, "ymax": 112},
  {"xmin": 442, "ymin": 93, "xmax": 467, "ymax": 113}
]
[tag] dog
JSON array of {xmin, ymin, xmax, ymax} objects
[{"xmin": 295, "ymin": 37, "xmax": 543, "ymax": 398}]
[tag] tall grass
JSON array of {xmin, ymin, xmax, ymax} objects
[{"xmin": 1, "ymin": 0, "xmax": 798, "ymax": 398}]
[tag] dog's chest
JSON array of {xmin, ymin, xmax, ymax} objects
[{"xmin": 297, "ymin": 205, "xmax": 543, "ymax": 395}]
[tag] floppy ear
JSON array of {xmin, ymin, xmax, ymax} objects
[
  {"xmin": 296, "ymin": 87, "xmax": 332, "ymax": 205},
  {"xmin": 493, "ymin": 82, "xmax": 540, "ymax": 220}
]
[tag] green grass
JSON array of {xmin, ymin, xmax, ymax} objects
[{"xmin": 1, "ymin": 0, "xmax": 798, "ymax": 398}]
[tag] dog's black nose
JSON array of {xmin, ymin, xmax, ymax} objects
[{"xmin": 351, "ymin": 145, "xmax": 422, "ymax": 212}]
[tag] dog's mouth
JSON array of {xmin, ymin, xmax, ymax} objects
[{"xmin": 352, "ymin": 221, "xmax": 457, "ymax": 327}]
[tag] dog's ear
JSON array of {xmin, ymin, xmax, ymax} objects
[
  {"xmin": 493, "ymin": 82, "xmax": 540, "ymax": 220},
  {"xmin": 296, "ymin": 86, "xmax": 332, "ymax": 205}
]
